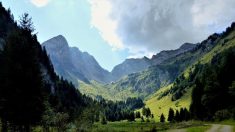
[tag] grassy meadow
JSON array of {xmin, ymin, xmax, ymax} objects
[{"xmin": 91, "ymin": 120, "xmax": 212, "ymax": 132}]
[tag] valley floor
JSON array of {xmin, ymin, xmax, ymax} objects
[{"xmin": 91, "ymin": 120, "xmax": 235, "ymax": 132}]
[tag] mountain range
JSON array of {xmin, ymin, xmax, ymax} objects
[{"xmin": 42, "ymin": 35, "xmax": 199, "ymax": 100}]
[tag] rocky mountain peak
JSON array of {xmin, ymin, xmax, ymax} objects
[{"xmin": 43, "ymin": 35, "xmax": 69, "ymax": 50}]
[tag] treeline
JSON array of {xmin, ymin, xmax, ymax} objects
[
  {"xmin": 98, "ymin": 97, "xmax": 144, "ymax": 122},
  {"xmin": 167, "ymin": 107, "xmax": 190, "ymax": 122},
  {"xmin": 190, "ymin": 47, "xmax": 235, "ymax": 121}
]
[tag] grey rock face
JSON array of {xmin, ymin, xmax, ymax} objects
[
  {"xmin": 111, "ymin": 43, "xmax": 196, "ymax": 81},
  {"xmin": 151, "ymin": 43, "xmax": 196, "ymax": 65},
  {"xmin": 42, "ymin": 35, "xmax": 112, "ymax": 84},
  {"xmin": 111, "ymin": 57, "xmax": 151, "ymax": 81}
]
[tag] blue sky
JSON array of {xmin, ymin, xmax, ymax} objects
[
  {"xmin": 1, "ymin": 0, "xmax": 129, "ymax": 71},
  {"xmin": 1, "ymin": 0, "xmax": 235, "ymax": 71}
]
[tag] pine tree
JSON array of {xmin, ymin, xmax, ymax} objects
[
  {"xmin": 184, "ymin": 108, "xmax": 190, "ymax": 121},
  {"xmin": 179, "ymin": 108, "xmax": 185, "ymax": 121},
  {"xmin": 142, "ymin": 107, "xmax": 147, "ymax": 117},
  {"xmin": 168, "ymin": 108, "xmax": 175, "ymax": 122},
  {"xmin": 160, "ymin": 113, "xmax": 165, "ymax": 123},
  {"xmin": 135, "ymin": 111, "xmax": 141, "ymax": 118},
  {"xmin": 175, "ymin": 110, "xmax": 180, "ymax": 122},
  {"xmin": 128, "ymin": 112, "xmax": 135, "ymax": 121},
  {"xmin": 19, "ymin": 13, "xmax": 34, "ymax": 32}
]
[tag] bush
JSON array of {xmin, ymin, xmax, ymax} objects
[
  {"xmin": 101, "ymin": 116, "xmax": 107, "ymax": 125},
  {"xmin": 213, "ymin": 109, "xmax": 231, "ymax": 121}
]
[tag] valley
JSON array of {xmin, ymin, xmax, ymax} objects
[{"xmin": 1, "ymin": 1, "xmax": 235, "ymax": 131}]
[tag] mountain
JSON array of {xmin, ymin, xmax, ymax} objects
[
  {"xmin": 110, "ymin": 43, "xmax": 196, "ymax": 82},
  {"xmin": 42, "ymin": 35, "xmax": 112, "ymax": 85},
  {"xmin": 42, "ymin": 35, "xmax": 197, "ymax": 88},
  {"xmin": 42, "ymin": 35, "xmax": 199, "ymax": 100},
  {"xmin": 109, "ymin": 33, "xmax": 220, "ymax": 100},
  {"xmin": 111, "ymin": 57, "xmax": 151, "ymax": 81},
  {"xmin": 151, "ymin": 43, "xmax": 196, "ymax": 65}
]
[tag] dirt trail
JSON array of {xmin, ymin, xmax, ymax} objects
[
  {"xmin": 206, "ymin": 124, "xmax": 233, "ymax": 132},
  {"xmin": 167, "ymin": 124, "xmax": 233, "ymax": 132}
]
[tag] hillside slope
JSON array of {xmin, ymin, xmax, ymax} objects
[
  {"xmin": 110, "ymin": 33, "xmax": 219, "ymax": 99},
  {"xmin": 145, "ymin": 22, "xmax": 235, "ymax": 121}
]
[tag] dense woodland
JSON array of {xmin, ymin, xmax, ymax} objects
[{"xmin": 190, "ymin": 47, "xmax": 235, "ymax": 120}]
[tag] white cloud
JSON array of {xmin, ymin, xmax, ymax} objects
[
  {"xmin": 30, "ymin": 0, "xmax": 51, "ymax": 7},
  {"xmin": 89, "ymin": 0, "xmax": 124, "ymax": 50},
  {"xmin": 89, "ymin": 0, "xmax": 235, "ymax": 57}
]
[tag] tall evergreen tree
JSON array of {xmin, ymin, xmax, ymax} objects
[
  {"xmin": 175, "ymin": 110, "xmax": 180, "ymax": 122},
  {"xmin": 160, "ymin": 113, "xmax": 165, "ymax": 123},
  {"xmin": 168, "ymin": 108, "xmax": 175, "ymax": 122}
]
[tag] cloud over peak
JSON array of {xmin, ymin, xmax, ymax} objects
[{"xmin": 90, "ymin": 0, "xmax": 235, "ymax": 57}]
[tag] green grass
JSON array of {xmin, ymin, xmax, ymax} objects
[
  {"xmin": 91, "ymin": 120, "xmax": 208, "ymax": 132},
  {"xmin": 78, "ymin": 80, "xmax": 118, "ymax": 100},
  {"xmin": 186, "ymin": 125, "xmax": 210, "ymax": 132},
  {"xmin": 144, "ymin": 84, "xmax": 192, "ymax": 121},
  {"xmin": 78, "ymin": 80, "xmax": 139, "ymax": 101},
  {"xmin": 91, "ymin": 121, "xmax": 158, "ymax": 132},
  {"xmin": 200, "ymin": 32, "xmax": 235, "ymax": 64}
]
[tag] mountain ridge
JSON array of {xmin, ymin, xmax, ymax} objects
[{"xmin": 42, "ymin": 35, "xmax": 113, "ymax": 84}]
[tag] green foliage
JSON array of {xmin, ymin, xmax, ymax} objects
[
  {"xmin": 101, "ymin": 116, "xmax": 107, "ymax": 125},
  {"xmin": 142, "ymin": 107, "xmax": 152, "ymax": 118},
  {"xmin": 186, "ymin": 125, "xmax": 211, "ymax": 132},
  {"xmin": 127, "ymin": 112, "xmax": 135, "ymax": 122},
  {"xmin": 135, "ymin": 111, "xmax": 141, "ymax": 118},
  {"xmin": 175, "ymin": 110, "xmax": 180, "ymax": 122},
  {"xmin": 168, "ymin": 108, "xmax": 174, "ymax": 122},
  {"xmin": 190, "ymin": 47, "xmax": 235, "ymax": 120},
  {"xmin": 19, "ymin": 13, "xmax": 34, "ymax": 32},
  {"xmin": 0, "ymin": 25, "xmax": 45, "ymax": 130},
  {"xmin": 98, "ymin": 97, "xmax": 143, "ymax": 122},
  {"xmin": 213, "ymin": 109, "xmax": 231, "ymax": 121},
  {"xmin": 160, "ymin": 114, "xmax": 165, "ymax": 123},
  {"xmin": 141, "ymin": 116, "xmax": 145, "ymax": 122}
]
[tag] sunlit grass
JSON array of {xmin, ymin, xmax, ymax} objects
[{"xmin": 144, "ymin": 84, "xmax": 192, "ymax": 121}]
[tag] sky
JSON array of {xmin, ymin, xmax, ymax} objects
[{"xmin": 1, "ymin": 0, "xmax": 235, "ymax": 71}]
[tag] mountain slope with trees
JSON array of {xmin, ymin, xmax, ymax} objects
[
  {"xmin": 144, "ymin": 22, "xmax": 235, "ymax": 121},
  {"xmin": 108, "ymin": 32, "xmax": 220, "ymax": 99}
]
